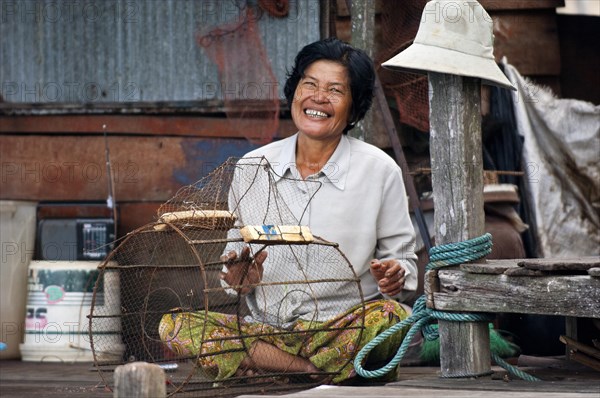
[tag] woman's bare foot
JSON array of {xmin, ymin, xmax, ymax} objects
[{"xmin": 237, "ymin": 340, "xmax": 323, "ymax": 380}]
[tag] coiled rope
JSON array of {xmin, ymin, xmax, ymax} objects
[{"xmin": 353, "ymin": 233, "xmax": 540, "ymax": 381}]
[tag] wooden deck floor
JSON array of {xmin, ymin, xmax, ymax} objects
[{"xmin": 1, "ymin": 357, "xmax": 598, "ymax": 398}]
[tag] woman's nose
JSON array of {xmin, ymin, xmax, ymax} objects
[{"xmin": 311, "ymin": 87, "xmax": 328, "ymax": 103}]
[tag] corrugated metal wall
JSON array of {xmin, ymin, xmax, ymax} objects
[{"xmin": 0, "ymin": 0, "xmax": 320, "ymax": 103}]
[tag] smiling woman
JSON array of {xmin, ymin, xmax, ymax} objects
[
  {"xmin": 291, "ymin": 60, "xmax": 353, "ymax": 169},
  {"xmin": 159, "ymin": 38, "xmax": 418, "ymax": 384}
]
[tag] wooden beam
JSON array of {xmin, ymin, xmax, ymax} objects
[
  {"xmin": 0, "ymin": 99, "xmax": 287, "ymax": 115},
  {"xmin": 428, "ymin": 72, "xmax": 490, "ymax": 378},
  {"xmin": 429, "ymin": 73, "xmax": 485, "ymax": 243},
  {"xmin": 433, "ymin": 271, "xmax": 600, "ymax": 318},
  {"xmin": 0, "ymin": 115, "xmax": 297, "ymax": 139}
]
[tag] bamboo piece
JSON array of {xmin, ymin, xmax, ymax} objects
[
  {"xmin": 154, "ymin": 210, "xmax": 236, "ymax": 231},
  {"xmin": 240, "ymin": 225, "xmax": 313, "ymax": 243}
]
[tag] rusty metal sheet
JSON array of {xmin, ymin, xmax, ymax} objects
[{"xmin": 0, "ymin": 0, "xmax": 320, "ymax": 105}]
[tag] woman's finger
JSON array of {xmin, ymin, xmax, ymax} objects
[{"xmin": 254, "ymin": 250, "xmax": 268, "ymax": 266}]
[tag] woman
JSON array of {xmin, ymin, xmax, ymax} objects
[{"xmin": 160, "ymin": 38, "xmax": 417, "ymax": 383}]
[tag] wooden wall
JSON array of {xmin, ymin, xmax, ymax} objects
[
  {"xmin": 333, "ymin": 0, "xmax": 564, "ymax": 93},
  {"xmin": 0, "ymin": 0, "xmax": 580, "ymax": 244},
  {"xmin": 0, "ymin": 115, "xmax": 296, "ymax": 238}
]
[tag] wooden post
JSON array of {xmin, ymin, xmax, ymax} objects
[
  {"xmin": 428, "ymin": 72, "xmax": 491, "ymax": 377},
  {"xmin": 349, "ymin": 0, "xmax": 376, "ymax": 143},
  {"xmin": 114, "ymin": 362, "xmax": 166, "ymax": 398},
  {"xmin": 565, "ymin": 316, "xmax": 578, "ymax": 360}
]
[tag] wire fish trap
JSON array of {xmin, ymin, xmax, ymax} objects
[{"xmin": 89, "ymin": 157, "xmax": 365, "ymax": 397}]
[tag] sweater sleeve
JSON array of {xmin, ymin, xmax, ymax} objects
[{"xmin": 375, "ymin": 164, "xmax": 418, "ymax": 303}]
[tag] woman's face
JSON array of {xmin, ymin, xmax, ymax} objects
[{"xmin": 291, "ymin": 60, "xmax": 352, "ymax": 142}]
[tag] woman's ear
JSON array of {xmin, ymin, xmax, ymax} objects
[{"xmin": 348, "ymin": 111, "xmax": 356, "ymax": 127}]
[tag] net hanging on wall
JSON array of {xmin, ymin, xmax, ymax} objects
[
  {"xmin": 198, "ymin": 7, "xmax": 280, "ymax": 145},
  {"xmin": 377, "ymin": 0, "xmax": 430, "ymax": 133},
  {"xmin": 89, "ymin": 157, "xmax": 365, "ymax": 397}
]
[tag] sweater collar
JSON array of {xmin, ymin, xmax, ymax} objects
[{"xmin": 272, "ymin": 133, "xmax": 350, "ymax": 190}]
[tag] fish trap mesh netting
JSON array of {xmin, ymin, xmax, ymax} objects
[{"xmin": 89, "ymin": 157, "xmax": 365, "ymax": 396}]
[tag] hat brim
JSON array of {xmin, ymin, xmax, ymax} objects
[{"xmin": 382, "ymin": 43, "xmax": 516, "ymax": 91}]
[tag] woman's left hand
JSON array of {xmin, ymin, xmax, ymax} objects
[{"xmin": 370, "ymin": 259, "xmax": 406, "ymax": 297}]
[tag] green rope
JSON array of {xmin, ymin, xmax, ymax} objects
[{"xmin": 353, "ymin": 233, "xmax": 540, "ymax": 382}]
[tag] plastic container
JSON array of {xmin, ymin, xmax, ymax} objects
[
  {"xmin": 0, "ymin": 201, "xmax": 37, "ymax": 360},
  {"xmin": 19, "ymin": 260, "xmax": 124, "ymax": 362}
]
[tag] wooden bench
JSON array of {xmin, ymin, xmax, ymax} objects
[{"xmin": 426, "ymin": 257, "xmax": 600, "ymax": 375}]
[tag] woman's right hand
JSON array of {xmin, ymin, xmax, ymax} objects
[{"xmin": 220, "ymin": 246, "xmax": 267, "ymax": 296}]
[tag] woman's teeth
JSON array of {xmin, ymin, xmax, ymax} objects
[{"xmin": 305, "ymin": 109, "xmax": 328, "ymax": 118}]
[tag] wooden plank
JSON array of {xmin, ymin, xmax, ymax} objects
[
  {"xmin": 491, "ymin": 12, "xmax": 560, "ymax": 76},
  {"xmin": 392, "ymin": 377, "xmax": 600, "ymax": 394},
  {"xmin": 118, "ymin": 202, "xmax": 162, "ymax": 237},
  {"xmin": 0, "ymin": 115, "xmax": 297, "ymax": 139},
  {"xmin": 3, "ymin": 359, "xmax": 600, "ymax": 398},
  {"xmin": 460, "ymin": 260, "xmax": 516, "ymax": 274},
  {"xmin": 589, "ymin": 267, "xmax": 600, "ymax": 277},
  {"xmin": 434, "ymin": 270, "xmax": 600, "ymax": 318},
  {"xmin": 558, "ymin": 14, "xmax": 600, "ymax": 105},
  {"xmin": 518, "ymin": 257, "xmax": 600, "ymax": 272},
  {"xmin": 565, "ymin": 317, "xmax": 578, "ymax": 359},
  {"xmin": 503, "ymin": 267, "xmax": 546, "ymax": 276},
  {"xmin": 37, "ymin": 202, "xmax": 113, "ymax": 219},
  {"xmin": 480, "ymin": 0, "xmax": 565, "ymax": 10},
  {"xmin": 0, "ymin": 99, "xmax": 285, "ymax": 115},
  {"xmin": 0, "ymin": 135, "xmax": 258, "ymax": 201},
  {"xmin": 560, "ymin": 335, "xmax": 600, "ymax": 361},
  {"xmin": 567, "ymin": 351, "xmax": 600, "ymax": 372}
]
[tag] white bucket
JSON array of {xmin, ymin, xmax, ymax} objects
[
  {"xmin": 19, "ymin": 261, "xmax": 124, "ymax": 362},
  {"xmin": 0, "ymin": 200, "xmax": 37, "ymax": 360}
]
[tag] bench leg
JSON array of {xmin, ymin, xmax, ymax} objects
[
  {"xmin": 439, "ymin": 320, "xmax": 492, "ymax": 378},
  {"xmin": 565, "ymin": 316, "xmax": 578, "ymax": 360}
]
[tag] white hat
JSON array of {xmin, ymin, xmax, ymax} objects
[{"xmin": 382, "ymin": 0, "xmax": 516, "ymax": 90}]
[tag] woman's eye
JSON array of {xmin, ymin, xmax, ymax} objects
[
  {"xmin": 303, "ymin": 81, "xmax": 316, "ymax": 88},
  {"xmin": 330, "ymin": 88, "xmax": 343, "ymax": 95}
]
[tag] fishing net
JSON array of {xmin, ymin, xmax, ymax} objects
[
  {"xmin": 376, "ymin": 0, "xmax": 430, "ymax": 133},
  {"xmin": 197, "ymin": 7, "xmax": 280, "ymax": 145},
  {"xmin": 89, "ymin": 157, "xmax": 365, "ymax": 397}
]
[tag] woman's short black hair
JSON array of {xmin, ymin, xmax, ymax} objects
[{"xmin": 284, "ymin": 38, "xmax": 375, "ymax": 134}]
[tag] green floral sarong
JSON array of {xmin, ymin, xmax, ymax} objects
[{"xmin": 159, "ymin": 299, "xmax": 408, "ymax": 383}]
